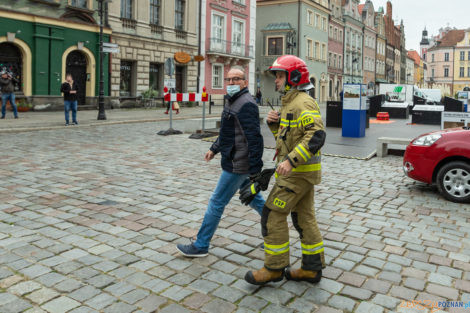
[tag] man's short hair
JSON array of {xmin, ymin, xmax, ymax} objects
[{"xmin": 229, "ymin": 65, "xmax": 246, "ymax": 79}]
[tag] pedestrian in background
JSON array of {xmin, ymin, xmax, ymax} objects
[
  {"xmin": 60, "ymin": 73, "xmax": 79, "ymax": 126},
  {"xmin": 0, "ymin": 69, "xmax": 19, "ymax": 119},
  {"xmin": 256, "ymin": 87, "xmax": 262, "ymax": 105},
  {"xmin": 176, "ymin": 65, "xmax": 265, "ymax": 257}
]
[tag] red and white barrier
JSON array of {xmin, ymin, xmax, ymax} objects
[{"xmin": 164, "ymin": 92, "xmax": 209, "ymax": 102}]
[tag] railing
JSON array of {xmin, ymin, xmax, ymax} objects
[
  {"xmin": 175, "ymin": 29, "xmax": 187, "ymax": 40},
  {"xmin": 121, "ymin": 18, "xmax": 136, "ymax": 29},
  {"xmin": 150, "ymin": 24, "xmax": 163, "ymax": 35},
  {"xmin": 208, "ymin": 37, "xmax": 253, "ymax": 58}
]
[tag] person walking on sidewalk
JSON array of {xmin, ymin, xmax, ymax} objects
[
  {"xmin": 177, "ymin": 65, "xmax": 265, "ymax": 257},
  {"xmin": 0, "ymin": 70, "xmax": 19, "ymax": 119},
  {"xmin": 60, "ymin": 73, "xmax": 79, "ymax": 126},
  {"xmin": 244, "ymin": 55, "xmax": 327, "ymax": 285}
]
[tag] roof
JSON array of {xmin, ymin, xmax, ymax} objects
[
  {"xmin": 358, "ymin": 4, "xmax": 364, "ymax": 15},
  {"xmin": 407, "ymin": 50, "xmax": 421, "ymax": 66},
  {"xmin": 429, "ymin": 29, "xmax": 465, "ymax": 50},
  {"xmin": 263, "ymin": 23, "xmax": 293, "ymax": 31}
]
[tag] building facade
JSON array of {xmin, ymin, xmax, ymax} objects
[
  {"xmin": 427, "ymin": 30, "xmax": 463, "ymax": 96},
  {"xmin": 202, "ymin": 0, "xmax": 256, "ymax": 103},
  {"xmin": 108, "ymin": 0, "xmax": 198, "ymax": 100},
  {"xmin": 0, "ymin": 0, "xmax": 110, "ymax": 108},
  {"xmin": 408, "ymin": 50, "xmax": 423, "ymax": 87},
  {"xmin": 360, "ymin": 0, "xmax": 376, "ymax": 91},
  {"xmin": 342, "ymin": 0, "xmax": 363, "ymax": 84},
  {"xmin": 374, "ymin": 7, "xmax": 386, "ymax": 86},
  {"xmin": 405, "ymin": 54, "xmax": 414, "ymax": 84},
  {"xmin": 327, "ymin": 0, "xmax": 344, "ymax": 101},
  {"xmin": 256, "ymin": 0, "xmax": 329, "ymax": 103},
  {"xmin": 453, "ymin": 29, "xmax": 470, "ymax": 93}
]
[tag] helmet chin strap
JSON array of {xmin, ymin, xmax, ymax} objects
[{"xmin": 277, "ymin": 82, "xmax": 291, "ymax": 95}]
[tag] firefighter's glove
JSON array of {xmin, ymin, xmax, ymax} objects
[
  {"xmin": 250, "ymin": 168, "xmax": 276, "ymax": 191},
  {"xmin": 239, "ymin": 182, "xmax": 261, "ymax": 206},
  {"xmin": 239, "ymin": 168, "xmax": 276, "ymax": 206}
]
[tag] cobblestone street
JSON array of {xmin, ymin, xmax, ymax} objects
[{"xmin": 0, "ymin": 123, "xmax": 469, "ymax": 313}]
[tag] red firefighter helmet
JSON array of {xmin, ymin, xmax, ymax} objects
[{"xmin": 269, "ymin": 55, "xmax": 310, "ymax": 86}]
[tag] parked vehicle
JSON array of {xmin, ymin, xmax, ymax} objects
[{"xmin": 403, "ymin": 127, "xmax": 470, "ymax": 203}]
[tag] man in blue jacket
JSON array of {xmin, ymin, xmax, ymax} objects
[{"xmin": 177, "ymin": 66, "xmax": 265, "ymax": 257}]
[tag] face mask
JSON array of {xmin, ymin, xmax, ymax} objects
[{"xmin": 226, "ymin": 85, "xmax": 240, "ymax": 97}]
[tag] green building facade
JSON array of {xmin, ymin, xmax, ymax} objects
[{"xmin": 0, "ymin": 0, "xmax": 110, "ymax": 108}]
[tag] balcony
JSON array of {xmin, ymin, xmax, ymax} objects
[
  {"xmin": 175, "ymin": 29, "xmax": 187, "ymax": 40},
  {"xmin": 121, "ymin": 18, "xmax": 136, "ymax": 29},
  {"xmin": 150, "ymin": 24, "xmax": 163, "ymax": 35},
  {"xmin": 207, "ymin": 37, "xmax": 253, "ymax": 60}
]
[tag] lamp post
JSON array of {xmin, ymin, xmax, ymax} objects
[{"xmin": 97, "ymin": 0, "xmax": 107, "ymax": 120}]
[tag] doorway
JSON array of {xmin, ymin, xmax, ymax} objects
[{"xmin": 66, "ymin": 50, "xmax": 87, "ymax": 105}]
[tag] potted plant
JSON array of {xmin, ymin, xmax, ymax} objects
[{"xmin": 16, "ymin": 99, "xmax": 33, "ymax": 112}]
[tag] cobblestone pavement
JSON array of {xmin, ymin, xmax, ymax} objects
[{"xmin": 0, "ymin": 123, "xmax": 469, "ymax": 313}]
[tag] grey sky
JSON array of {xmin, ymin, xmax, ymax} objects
[{"xmin": 368, "ymin": 0, "xmax": 470, "ymax": 52}]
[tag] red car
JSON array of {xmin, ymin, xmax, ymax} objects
[{"xmin": 403, "ymin": 127, "xmax": 470, "ymax": 203}]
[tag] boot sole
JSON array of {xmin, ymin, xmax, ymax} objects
[
  {"xmin": 244, "ymin": 271, "xmax": 284, "ymax": 285},
  {"xmin": 285, "ymin": 270, "xmax": 322, "ymax": 284}
]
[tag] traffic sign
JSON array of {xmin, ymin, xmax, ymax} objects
[
  {"xmin": 164, "ymin": 78, "xmax": 176, "ymax": 89},
  {"xmin": 164, "ymin": 58, "xmax": 175, "ymax": 76},
  {"xmin": 103, "ymin": 47, "xmax": 120, "ymax": 53},
  {"xmin": 103, "ymin": 42, "xmax": 119, "ymax": 48}
]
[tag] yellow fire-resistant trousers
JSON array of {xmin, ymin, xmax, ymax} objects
[{"xmin": 261, "ymin": 175, "xmax": 325, "ymax": 271}]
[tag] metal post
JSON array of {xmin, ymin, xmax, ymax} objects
[
  {"xmin": 169, "ymin": 86, "xmax": 173, "ymax": 129},
  {"xmin": 209, "ymin": 95, "xmax": 212, "ymax": 115},
  {"xmin": 97, "ymin": 0, "xmax": 106, "ymax": 120}
]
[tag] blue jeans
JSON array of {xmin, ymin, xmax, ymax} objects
[
  {"xmin": 194, "ymin": 170, "xmax": 265, "ymax": 250},
  {"xmin": 1, "ymin": 93, "xmax": 18, "ymax": 118},
  {"xmin": 64, "ymin": 100, "xmax": 78, "ymax": 124}
]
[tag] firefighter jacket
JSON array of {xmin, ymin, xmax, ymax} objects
[{"xmin": 267, "ymin": 89, "xmax": 326, "ymax": 185}]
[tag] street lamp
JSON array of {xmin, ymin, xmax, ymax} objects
[{"xmin": 97, "ymin": 0, "xmax": 109, "ymax": 120}]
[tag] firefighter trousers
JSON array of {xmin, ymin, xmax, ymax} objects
[{"xmin": 261, "ymin": 176, "xmax": 325, "ymax": 271}]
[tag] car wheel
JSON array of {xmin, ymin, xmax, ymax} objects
[{"xmin": 436, "ymin": 161, "xmax": 470, "ymax": 203}]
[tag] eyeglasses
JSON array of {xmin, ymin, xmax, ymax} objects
[{"xmin": 224, "ymin": 77, "xmax": 245, "ymax": 83}]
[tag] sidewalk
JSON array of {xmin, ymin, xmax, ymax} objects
[{"xmin": 0, "ymin": 105, "xmax": 275, "ymax": 133}]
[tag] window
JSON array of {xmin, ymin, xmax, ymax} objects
[
  {"xmin": 423, "ymin": 53, "xmax": 426, "ymax": 61},
  {"xmin": 307, "ymin": 39, "xmax": 313, "ymax": 58},
  {"xmin": 468, "ymin": 67, "xmax": 470, "ymax": 77},
  {"xmin": 322, "ymin": 17, "xmax": 327, "ymax": 31},
  {"xmin": 468, "ymin": 51, "xmax": 470, "ymax": 60},
  {"xmin": 314, "ymin": 42, "xmax": 319, "ymax": 59},
  {"xmin": 71, "ymin": 0, "xmax": 87, "ymax": 8},
  {"xmin": 444, "ymin": 52, "xmax": 449, "ymax": 62},
  {"xmin": 328, "ymin": 52, "xmax": 332, "ymax": 66},
  {"xmin": 175, "ymin": 0, "xmax": 185, "ymax": 30},
  {"xmin": 120, "ymin": 60, "xmax": 134, "ymax": 97},
  {"xmin": 232, "ymin": 20, "xmax": 244, "ymax": 55},
  {"xmin": 211, "ymin": 14, "xmax": 225, "ymax": 51},
  {"xmin": 329, "ymin": 26, "xmax": 333, "ymax": 38},
  {"xmin": 444, "ymin": 67, "xmax": 449, "ymax": 77},
  {"xmin": 150, "ymin": 0, "xmax": 160, "ymax": 25},
  {"xmin": 149, "ymin": 63, "xmax": 162, "ymax": 92},
  {"xmin": 322, "ymin": 44, "xmax": 326, "ymax": 61},
  {"xmin": 121, "ymin": 0, "xmax": 132, "ymax": 19},
  {"xmin": 460, "ymin": 67, "xmax": 464, "ymax": 77},
  {"xmin": 339, "ymin": 55, "xmax": 342, "ymax": 69},
  {"xmin": 334, "ymin": 28, "xmax": 338, "ymax": 41},
  {"xmin": 212, "ymin": 64, "xmax": 223, "ymax": 89},
  {"xmin": 333, "ymin": 54, "xmax": 337, "ymax": 68},
  {"xmin": 432, "ymin": 54, "xmax": 435, "ymax": 62},
  {"xmin": 315, "ymin": 14, "xmax": 320, "ymax": 28},
  {"xmin": 268, "ymin": 37, "xmax": 283, "ymax": 55},
  {"xmin": 460, "ymin": 51, "xmax": 465, "ymax": 61},
  {"xmin": 307, "ymin": 10, "xmax": 313, "ymax": 26},
  {"xmin": 339, "ymin": 30, "xmax": 343, "ymax": 42}
]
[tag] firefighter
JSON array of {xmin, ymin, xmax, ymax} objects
[{"xmin": 244, "ymin": 55, "xmax": 326, "ymax": 285}]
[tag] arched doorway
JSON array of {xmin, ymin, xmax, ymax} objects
[
  {"xmin": 309, "ymin": 77, "xmax": 316, "ymax": 99},
  {"xmin": 66, "ymin": 51, "xmax": 87, "ymax": 105},
  {"xmin": 0, "ymin": 42, "xmax": 22, "ymax": 93}
]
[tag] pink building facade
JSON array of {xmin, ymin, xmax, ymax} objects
[{"xmin": 200, "ymin": 0, "xmax": 256, "ymax": 102}]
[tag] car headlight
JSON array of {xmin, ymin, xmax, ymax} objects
[{"xmin": 412, "ymin": 134, "xmax": 442, "ymax": 146}]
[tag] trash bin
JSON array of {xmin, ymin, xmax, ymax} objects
[
  {"xmin": 326, "ymin": 101, "xmax": 343, "ymax": 127},
  {"xmin": 368, "ymin": 95, "xmax": 384, "ymax": 118},
  {"xmin": 443, "ymin": 97, "xmax": 464, "ymax": 112}
]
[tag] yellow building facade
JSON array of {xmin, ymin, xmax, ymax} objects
[{"xmin": 453, "ymin": 30, "xmax": 470, "ymax": 93}]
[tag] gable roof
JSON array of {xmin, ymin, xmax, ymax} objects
[
  {"xmin": 407, "ymin": 50, "xmax": 421, "ymax": 66},
  {"xmin": 429, "ymin": 29, "xmax": 465, "ymax": 50},
  {"xmin": 358, "ymin": 4, "xmax": 364, "ymax": 15}
]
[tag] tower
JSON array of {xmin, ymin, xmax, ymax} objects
[{"xmin": 420, "ymin": 27, "xmax": 430, "ymax": 61}]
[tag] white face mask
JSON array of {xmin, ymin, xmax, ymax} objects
[{"xmin": 226, "ymin": 85, "xmax": 240, "ymax": 97}]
